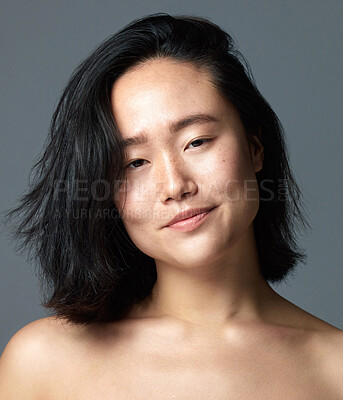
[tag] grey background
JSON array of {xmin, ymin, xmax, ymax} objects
[{"xmin": 1, "ymin": 0, "xmax": 342, "ymax": 354}]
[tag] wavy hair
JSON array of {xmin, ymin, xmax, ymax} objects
[{"xmin": 2, "ymin": 13, "xmax": 311, "ymax": 325}]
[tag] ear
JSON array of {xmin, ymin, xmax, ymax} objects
[{"xmin": 249, "ymin": 127, "xmax": 264, "ymax": 173}]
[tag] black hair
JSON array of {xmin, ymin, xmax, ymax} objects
[{"xmin": 2, "ymin": 12, "xmax": 311, "ymax": 325}]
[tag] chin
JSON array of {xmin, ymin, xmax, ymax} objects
[{"xmin": 162, "ymin": 244, "xmax": 228, "ymax": 269}]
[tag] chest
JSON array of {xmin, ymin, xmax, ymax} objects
[{"xmin": 49, "ymin": 339, "xmax": 332, "ymax": 400}]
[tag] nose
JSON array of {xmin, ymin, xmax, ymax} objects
[{"xmin": 156, "ymin": 153, "xmax": 198, "ymax": 203}]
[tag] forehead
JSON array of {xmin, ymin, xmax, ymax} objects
[
  {"xmin": 110, "ymin": 58, "xmax": 243, "ymax": 143},
  {"xmin": 112, "ymin": 60, "xmax": 222, "ymax": 114},
  {"xmin": 111, "ymin": 58, "xmax": 215, "ymax": 100}
]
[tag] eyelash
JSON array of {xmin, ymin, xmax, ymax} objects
[{"xmin": 125, "ymin": 138, "xmax": 212, "ymax": 170}]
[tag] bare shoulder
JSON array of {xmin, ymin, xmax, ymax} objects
[
  {"xmin": 0, "ymin": 315, "xmax": 93, "ymax": 364},
  {"xmin": 314, "ymin": 325, "xmax": 343, "ymax": 392},
  {"xmin": 0, "ymin": 316, "xmax": 82, "ymax": 399},
  {"xmin": 1, "ymin": 316, "xmax": 81, "ymax": 356},
  {"xmin": 263, "ymin": 291, "xmax": 343, "ymax": 395}
]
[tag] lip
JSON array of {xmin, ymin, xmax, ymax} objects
[{"xmin": 164, "ymin": 206, "xmax": 216, "ymax": 232}]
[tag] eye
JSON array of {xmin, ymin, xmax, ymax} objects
[
  {"xmin": 125, "ymin": 159, "xmax": 147, "ymax": 170},
  {"xmin": 125, "ymin": 138, "xmax": 213, "ymax": 170},
  {"xmin": 187, "ymin": 138, "xmax": 212, "ymax": 149}
]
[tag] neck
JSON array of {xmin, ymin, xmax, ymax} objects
[{"xmin": 128, "ymin": 225, "xmax": 277, "ymax": 329}]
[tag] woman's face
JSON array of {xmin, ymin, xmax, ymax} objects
[{"xmin": 111, "ymin": 58, "xmax": 264, "ymax": 268}]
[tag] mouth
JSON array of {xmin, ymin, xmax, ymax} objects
[{"xmin": 165, "ymin": 207, "xmax": 216, "ymax": 232}]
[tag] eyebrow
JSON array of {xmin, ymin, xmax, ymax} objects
[{"xmin": 121, "ymin": 113, "xmax": 220, "ymax": 148}]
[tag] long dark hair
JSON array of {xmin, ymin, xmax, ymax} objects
[{"xmin": 2, "ymin": 12, "xmax": 311, "ymax": 325}]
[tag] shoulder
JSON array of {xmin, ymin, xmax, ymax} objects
[
  {"xmin": 0, "ymin": 316, "xmax": 82, "ymax": 399},
  {"xmin": 310, "ymin": 325, "xmax": 343, "ymax": 396},
  {"xmin": 1, "ymin": 316, "xmax": 80, "ymax": 358},
  {"xmin": 0, "ymin": 316, "xmax": 61, "ymax": 367},
  {"xmin": 264, "ymin": 292, "xmax": 343, "ymax": 394},
  {"xmin": 288, "ymin": 298, "xmax": 343, "ymax": 389}
]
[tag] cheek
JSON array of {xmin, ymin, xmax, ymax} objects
[
  {"xmin": 114, "ymin": 179, "xmax": 145, "ymax": 213},
  {"xmin": 201, "ymin": 146, "xmax": 244, "ymax": 195},
  {"xmin": 208, "ymin": 144, "xmax": 258, "ymax": 205},
  {"xmin": 113, "ymin": 179, "xmax": 157, "ymax": 237},
  {"xmin": 116, "ymin": 195, "xmax": 160, "ymax": 259}
]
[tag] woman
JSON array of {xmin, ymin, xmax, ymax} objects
[{"xmin": 1, "ymin": 12, "xmax": 342, "ymax": 399}]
